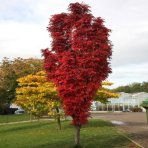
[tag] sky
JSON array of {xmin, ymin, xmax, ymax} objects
[{"xmin": 0, "ymin": 0, "xmax": 148, "ymax": 88}]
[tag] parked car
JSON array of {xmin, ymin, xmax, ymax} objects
[
  {"xmin": 123, "ymin": 109, "xmax": 131, "ymax": 112},
  {"xmin": 14, "ymin": 109, "xmax": 25, "ymax": 114}
]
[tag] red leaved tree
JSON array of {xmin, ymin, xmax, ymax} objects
[{"xmin": 42, "ymin": 2, "xmax": 112, "ymax": 146}]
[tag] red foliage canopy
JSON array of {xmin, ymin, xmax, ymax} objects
[{"xmin": 42, "ymin": 2, "xmax": 112, "ymax": 126}]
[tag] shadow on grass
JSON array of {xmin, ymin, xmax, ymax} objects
[
  {"xmin": 84, "ymin": 119, "xmax": 112, "ymax": 128},
  {"xmin": 33, "ymin": 133, "xmax": 130, "ymax": 148},
  {"xmin": 0, "ymin": 121, "xmax": 56, "ymax": 134},
  {"xmin": 62, "ymin": 119, "xmax": 112, "ymax": 130}
]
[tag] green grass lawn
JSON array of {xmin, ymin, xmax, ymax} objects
[
  {"xmin": 0, "ymin": 119, "xmax": 137, "ymax": 148},
  {"xmin": 0, "ymin": 114, "xmax": 30, "ymax": 123}
]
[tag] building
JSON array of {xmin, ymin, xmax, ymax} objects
[{"xmin": 92, "ymin": 92, "xmax": 148, "ymax": 112}]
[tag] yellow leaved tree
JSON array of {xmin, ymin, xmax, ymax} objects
[
  {"xmin": 15, "ymin": 71, "xmax": 63, "ymax": 129},
  {"xmin": 94, "ymin": 81, "xmax": 119, "ymax": 103}
]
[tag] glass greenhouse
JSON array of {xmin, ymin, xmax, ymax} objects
[{"xmin": 92, "ymin": 92, "xmax": 148, "ymax": 112}]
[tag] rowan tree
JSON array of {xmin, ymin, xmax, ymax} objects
[
  {"xmin": 42, "ymin": 2, "xmax": 112, "ymax": 145},
  {"xmin": 15, "ymin": 71, "xmax": 62, "ymax": 129}
]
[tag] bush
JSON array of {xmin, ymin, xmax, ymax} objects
[{"xmin": 131, "ymin": 107, "xmax": 142, "ymax": 112}]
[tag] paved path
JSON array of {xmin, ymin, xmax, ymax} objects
[{"xmin": 91, "ymin": 112, "xmax": 148, "ymax": 148}]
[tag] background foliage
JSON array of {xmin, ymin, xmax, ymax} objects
[{"xmin": 0, "ymin": 57, "xmax": 42, "ymax": 114}]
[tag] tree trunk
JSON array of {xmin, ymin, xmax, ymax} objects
[
  {"xmin": 75, "ymin": 125, "xmax": 81, "ymax": 146},
  {"xmin": 30, "ymin": 112, "xmax": 32, "ymax": 122},
  {"xmin": 56, "ymin": 107, "xmax": 61, "ymax": 130}
]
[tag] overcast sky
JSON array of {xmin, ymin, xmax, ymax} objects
[{"xmin": 0, "ymin": 0, "xmax": 148, "ymax": 88}]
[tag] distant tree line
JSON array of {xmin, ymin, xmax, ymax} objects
[{"xmin": 113, "ymin": 82, "xmax": 148, "ymax": 93}]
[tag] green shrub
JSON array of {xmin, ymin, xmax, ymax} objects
[{"xmin": 131, "ymin": 107, "xmax": 142, "ymax": 112}]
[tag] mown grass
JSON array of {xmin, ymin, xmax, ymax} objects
[
  {"xmin": 0, "ymin": 114, "xmax": 30, "ymax": 123},
  {"xmin": 0, "ymin": 119, "xmax": 137, "ymax": 148}
]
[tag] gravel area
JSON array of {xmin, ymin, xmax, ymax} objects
[{"xmin": 91, "ymin": 112, "xmax": 148, "ymax": 148}]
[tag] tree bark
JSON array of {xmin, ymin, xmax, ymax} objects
[
  {"xmin": 56, "ymin": 107, "xmax": 61, "ymax": 130},
  {"xmin": 75, "ymin": 125, "xmax": 81, "ymax": 146},
  {"xmin": 30, "ymin": 112, "xmax": 32, "ymax": 122}
]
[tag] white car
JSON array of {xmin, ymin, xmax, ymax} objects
[{"xmin": 14, "ymin": 109, "xmax": 25, "ymax": 114}]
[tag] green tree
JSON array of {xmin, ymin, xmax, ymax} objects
[
  {"xmin": 141, "ymin": 82, "xmax": 148, "ymax": 92},
  {"xmin": 130, "ymin": 83, "xmax": 141, "ymax": 92},
  {"xmin": 0, "ymin": 57, "xmax": 43, "ymax": 113},
  {"xmin": 113, "ymin": 81, "xmax": 148, "ymax": 93}
]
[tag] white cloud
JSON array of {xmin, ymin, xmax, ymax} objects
[
  {"xmin": 0, "ymin": 20, "xmax": 50, "ymax": 59},
  {"xmin": 108, "ymin": 63, "xmax": 148, "ymax": 88},
  {"xmin": 110, "ymin": 25, "xmax": 148, "ymax": 67}
]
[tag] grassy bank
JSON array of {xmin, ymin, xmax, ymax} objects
[{"xmin": 0, "ymin": 119, "xmax": 137, "ymax": 148}]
